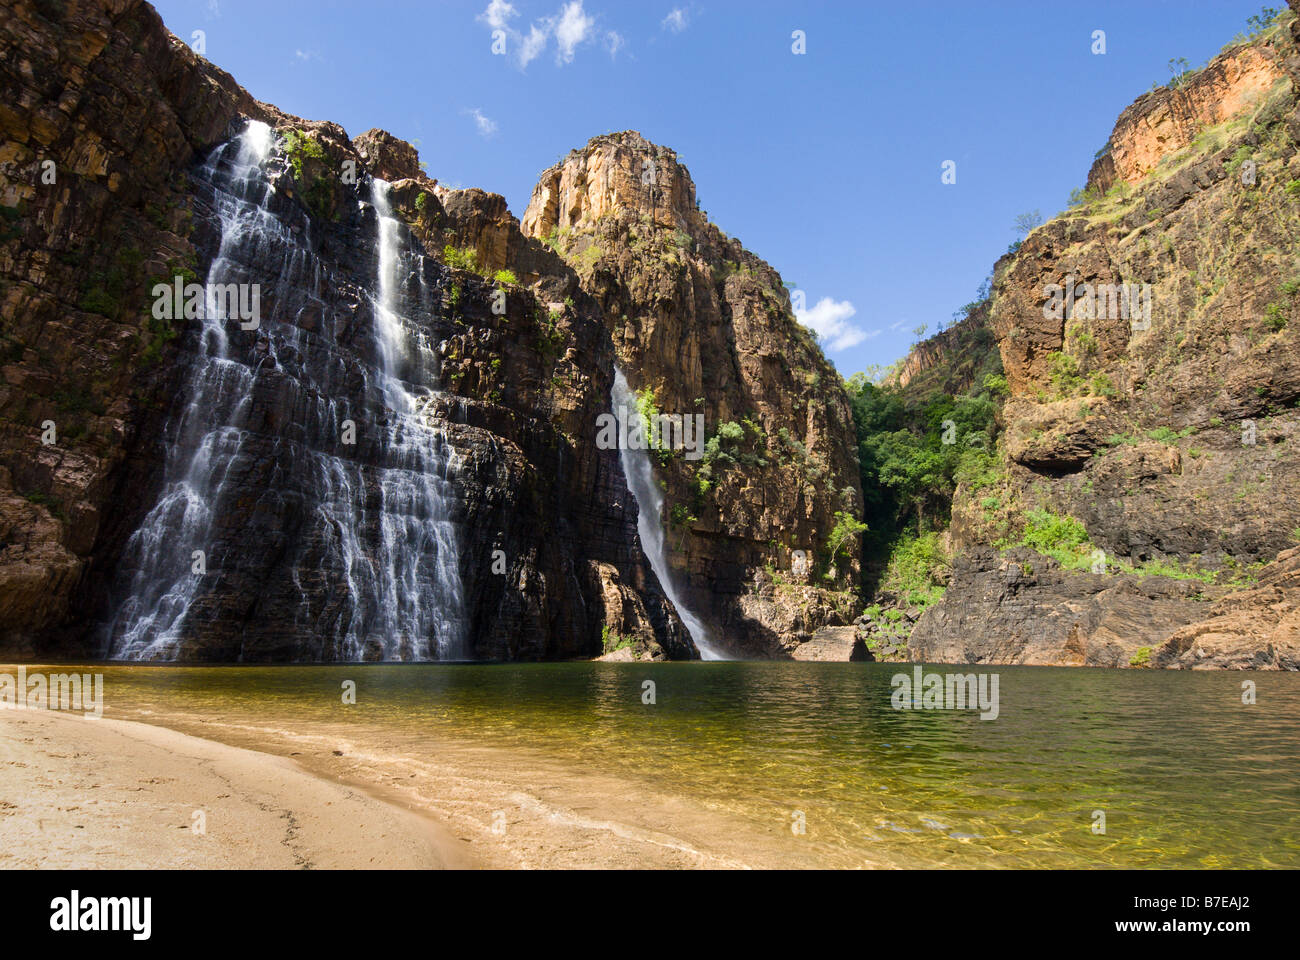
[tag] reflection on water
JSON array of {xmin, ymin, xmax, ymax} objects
[{"xmin": 46, "ymin": 662, "xmax": 1300, "ymax": 867}]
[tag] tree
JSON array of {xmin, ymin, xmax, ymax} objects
[{"xmin": 1013, "ymin": 210, "xmax": 1043, "ymax": 237}]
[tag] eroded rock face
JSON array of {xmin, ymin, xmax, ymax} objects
[
  {"xmin": 1153, "ymin": 548, "xmax": 1300, "ymax": 669},
  {"xmin": 1088, "ymin": 43, "xmax": 1286, "ymax": 193},
  {"xmin": 981, "ymin": 14, "xmax": 1300, "ymax": 571},
  {"xmin": 520, "ymin": 132, "xmax": 865, "ymax": 658},
  {"xmin": 789, "ymin": 625, "xmax": 867, "ymax": 662},
  {"xmin": 0, "ymin": 0, "xmax": 691, "ymax": 661},
  {"xmin": 0, "ymin": 0, "xmax": 273, "ymax": 654},
  {"xmin": 908, "ymin": 548, "xmax": 1219, "ymax": 667},
  {"xmin": 910, "ymin": 546, "xmax": 1300, "ymax": 670}
]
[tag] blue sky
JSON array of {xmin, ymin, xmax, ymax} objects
[{"xmin": 157, "ymin": 0, "xmax": 1272, "ymax": 376}]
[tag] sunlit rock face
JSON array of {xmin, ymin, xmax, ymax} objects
[
  {"xmin": 909, "ymin": 4, "xmax": 1300, "ymax": 668},
  {"xmin": 521, "ymin": 133, "xmax": 866, "ymax": 658},
  {"xmin": 1, "ymin": 0, "xmax": 694, "ymax": 662}
]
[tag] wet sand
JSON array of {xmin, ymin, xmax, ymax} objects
[
  {"xmin": 0, "ymin": 708, "xmax": 471, "ymax": 869},
  {"xmin": 0, "ymin": 706, "xmax": 788, "ymax": 869}
]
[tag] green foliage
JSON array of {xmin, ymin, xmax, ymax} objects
[
  {"xmin": 1246, "ymin": 6, "xmax": 1284, "ymax": 36},
  {"xmin": 1166, "ymin": 57, "xmax": 1194, "ymax": 89},
  {"xmin": 1286, "ymin": 180, "xmax": 1300, "ymax": 198},
  {"xmin": 879, "ymin": 531, "xmax": 949, "ymax": 608},
  {"xmin": 1148, "ymin": 425, "xmax": 1194, "ymax": 444},
  {"xmin": 283, "ymin": 130, "xmax": 334, "ymax": 220},
  {"xmin": 0, "ymin": 202, "xmax": 25, "ymax": 242},
  {"xmin": 1018, "ymin": 509, "xmax": 1093, "ymax": 568},
  {"xmin": 1068, "ymin": 184, "xmax": 1103, "ymax": 209},
  {"xmin": 1089, "ymin": 372, "xmax": 1117, "ymax": 397},
  {"xmin": 1129, "ymin": 646, "xmax": 1153, "ymax": 667},
  {"xmin": 443, "ymin": 244, "xmax": 479, "ymax": 272},
  {"xmin": 535, "ymin": 305, "xmax": 564, "ymax": 355},
  {"xmin": 283, "ymin": 130, "xmax": 326, "ymax": 182},
  {"xmin": 1045, "ymin": 351, "xmax": 1085, "ymax": 397},
  {"xmin": 414, "ymin": 191, "xmax": 429, "ymax": 211},
  {"xmin": 23, "ymin": 490, "xmax": 66, "ymax": 520},
  {"xmin": 79, "ymin": 246, "xmax": 144, "ymax": 319},
  {"xmin": 601, "ymin": 624, "xmax": 633, "ymax": 654},
  {"xmin": 492, "ymin": 268, "xmax": 517, "ymax": 286},
  {"xmin": 1013, "ymin": 210, "xmax": 1043, "ymax": 236},
  {"xmin": 826, "ymin": 511, "xmax": 869, "ymax": 560}
]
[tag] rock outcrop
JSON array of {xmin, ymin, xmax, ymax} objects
[
  {"xmin": 519, "ymin": 132, "xmax": 865, "ymax": 658},
  {"xmin": 1152, "ymin": 548, "xmax": 1300, "ymax": 669},
  {"xmin": 789, "ymin": 625, "xmax": 867, "ymax": 662},
  {"xmin": 0, "ymin": 0, "xmax": 862, "ymax": 661},
  {"xmin": 0, "ymin": 0, "xmax": 698, "ymax": 661},
  {"xmin": 890, "ymin": 5, "xmax": 1300, "ymax": 669},
  {"xmin": 908, "ymin": 548, "xmax": 1219, "ymax": 667},
  {"xmin": 1087, "ymin": 41, "xmax": 1286, "ymax": 193}
]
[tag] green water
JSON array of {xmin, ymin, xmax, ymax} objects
[{"xmin": 53, "ymin": 662, "xmax": 1300, "ymax": 868}]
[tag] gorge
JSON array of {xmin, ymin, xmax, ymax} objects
[{"xmin": 1, "ymin": 0, "xmax": 1299, "ymax": 671}]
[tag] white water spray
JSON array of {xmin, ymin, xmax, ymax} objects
[
  {"xmin": 104, "ymin": 125, "xmax": 468, "ymax": 661},
  {"xmin": 611, "ymin": 367, "xmax": 725, "ymax": 660}
]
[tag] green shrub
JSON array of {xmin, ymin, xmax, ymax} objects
[
  {"xmin": 443, "ymin": 245, "xmax": 478, "ymax": 272},
  {"xmin": 492, "ymin": 269, "xmax": 517, "ymax": 286},
  {"xmin": 1020, "ymin": 509, "xmax": 1092, "ymax": 567},
  {"xmin": 826, "ymin": 511, "xmax": 869, "ymax": 560}
]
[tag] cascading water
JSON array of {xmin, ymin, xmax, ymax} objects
[
  {"xmin": 364, "ymin": 179, "xmax": 468, "ymax": 659},
  {"xmin": 611, "ymin": 367, "xmax": 724, "ymax": 660},
  {"xmin": 104, "ymin": 121, "xmax": 467, "ymax": 661}
]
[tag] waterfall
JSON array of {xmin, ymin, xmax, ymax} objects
[
  {"xmin": 104, "ymin": 121, "xmax": 467, "ymax": 661},
  {"xmin": 364, "ymin": 179, "xmax": 468, "ymax": 660},
  {"xmin": 611, "ymin": 368, "xmax": 724, "ymax": 660}
]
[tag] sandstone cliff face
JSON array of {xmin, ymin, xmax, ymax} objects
[
  {"xmin": 0, "ymin": 0, "xmax": 693, "ymax": 661},
  {"xmin": 519, "ymin": 133, "xmax": 865, "ymax": 657},
  {"xmin": 889, "ymin": 303, "xmax": 999, "ymax": 396},
  {"xmin": 0, "ymin": 0, "xmax": 268, "ymax": 654},
  {"xmin": 1087, "ymin": 41, "xmax": 1286, "ymax": 194},
  {"xmin": 984, "ymin": 12, "xmax": 1300, "ymax": 568},
  {"xmin": 908, "ymin": 547, "xmax": 1220, "ymax": 667},
  {"xmin": 912, "ymin": 6, "xmax": 1300, "ymax": 668}
]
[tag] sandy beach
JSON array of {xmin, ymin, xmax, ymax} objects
[
  {"xmin": 0, "ymin": 704, "xmax": 773, "ymax": 869},
  {"xmin": 0, "ymin": 708, "xmax": 472, "ymax": 869}
]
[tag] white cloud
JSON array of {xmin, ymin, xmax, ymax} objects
[
  {"xmin": 555, "ymin": 1, "xmax": 594, "ymax": 63},
  {"xmin": 478, "ymin": 0, "xmax": 605, "ymax": 70},
  {"xmin": 605, "ymin": 30, "xmax": 625, "ymax": 58},
  {"xmin": 478, "ymin": 0, "xmax": 517, "ymax": 29},
  {"xmin": 466, "ymin": 108, "xmax": 499, "ymax": 138},
  {"xmin": 662, "ymin": 7, "xmax": 689, "ymax": 32},
  {"xmin": 519, "ymin": 23, "xmax": 548, "ymax": 68},
  {"xmin": 795, "ymin": 297, "xmax": 875, "ymax": 351}
]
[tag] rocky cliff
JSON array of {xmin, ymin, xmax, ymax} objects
[
  {"xmin": 0, "ymin": 0, "xmax": 708, "ymax": 661},
  {"xmin": 0, "ymin": 0, "xmax": 861, "ymax": 661},
  {"xmin": 518, "ymin": 133, "xmax": 865, "ymax": 657},
  {"xmin": 902, "ymin": 3, "xmax": 1300, "ymax": 668}
]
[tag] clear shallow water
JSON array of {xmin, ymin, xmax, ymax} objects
[{"xmin": 35, "ymin": 662, "xmax": 1300, "ymax": 868}]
